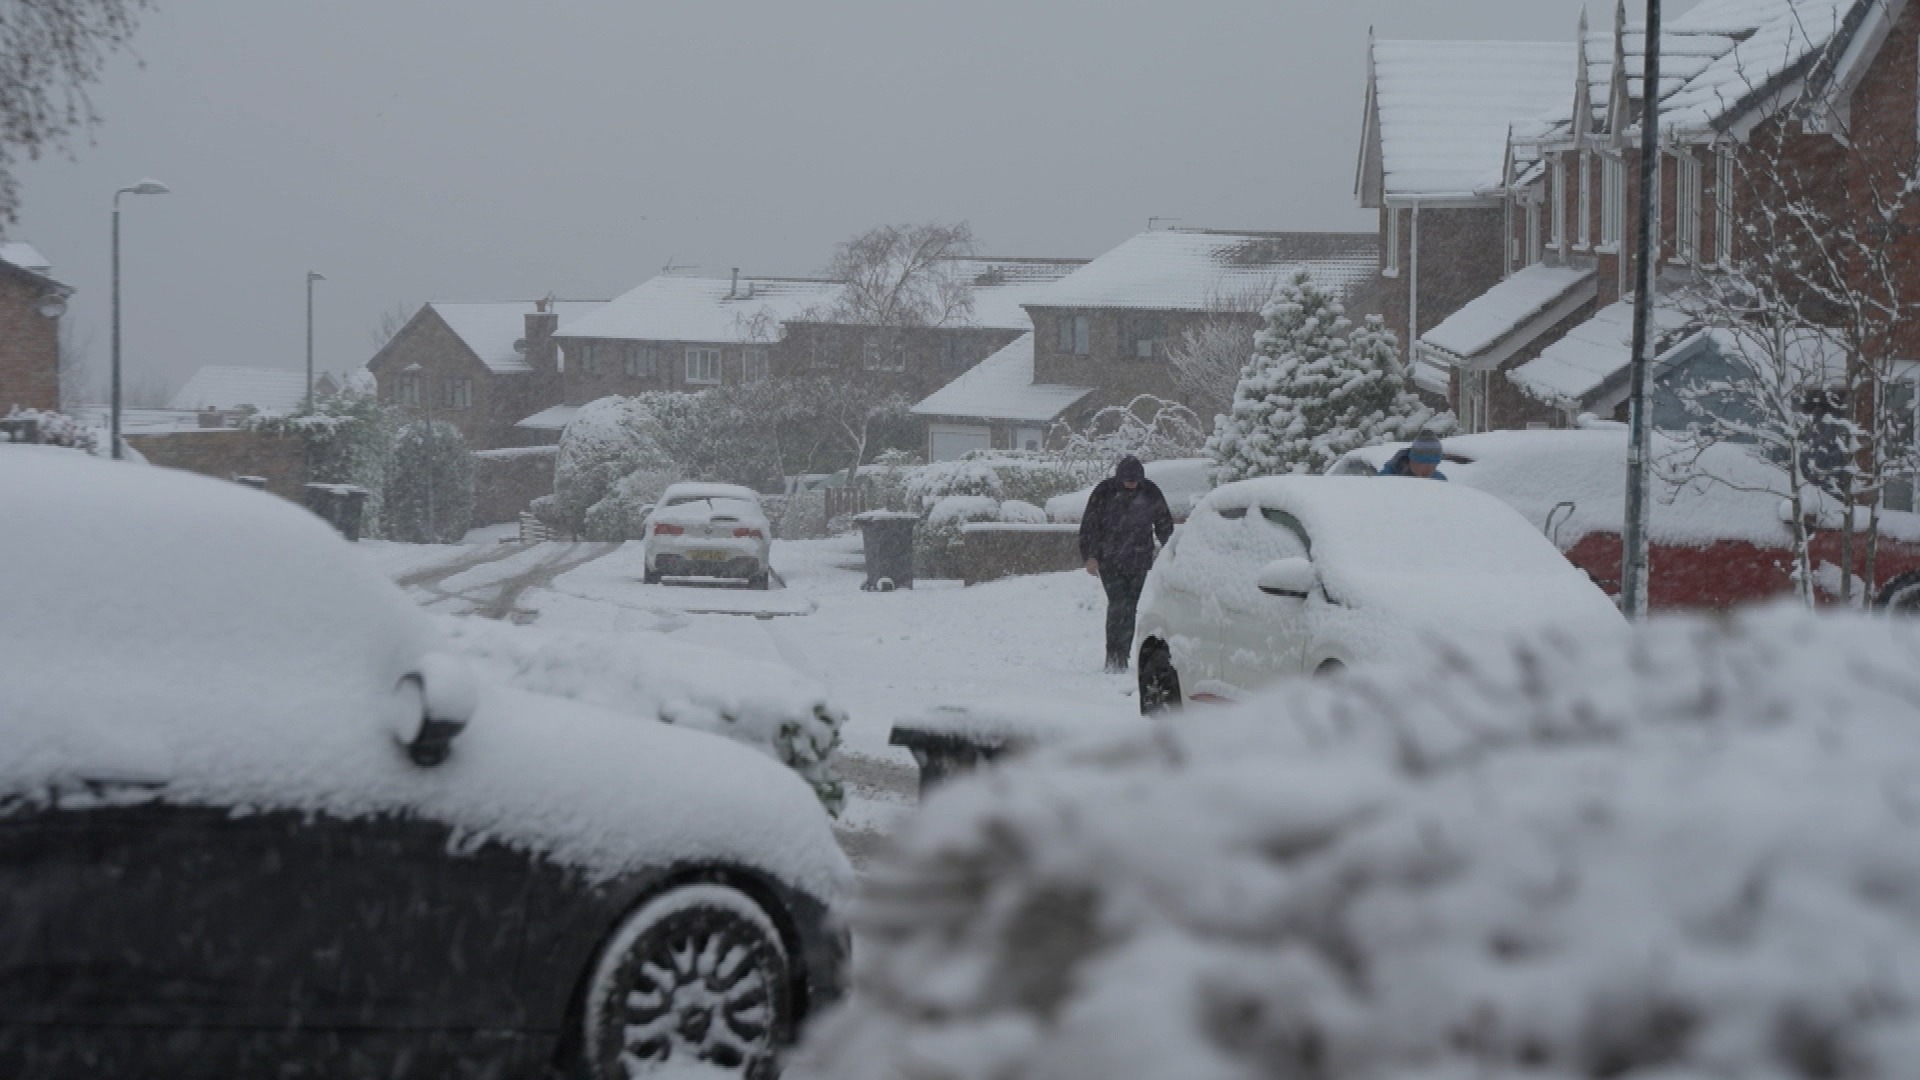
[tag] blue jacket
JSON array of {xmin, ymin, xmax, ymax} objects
[{"xmin": 1378, "ymin": 448, "xmax": 1447, "ymax": 480}]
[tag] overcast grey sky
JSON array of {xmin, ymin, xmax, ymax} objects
[{"xmin": 17, "ymin": 0, "xmax": 1697, "ymax": 398}]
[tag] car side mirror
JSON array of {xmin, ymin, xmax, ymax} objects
[
  {"xmin": 393, "ymin": 653, "xmax": 480, "ymax": 767},
  {"xmin": 1257, "ymin": 557, "xmax": 1317, "ymax": 600}
]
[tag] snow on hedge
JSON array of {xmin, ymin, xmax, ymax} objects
[
  {"xmin": 800, "ymin": 607, "xmax": 1920, "ymax": 1079},
  {"xmin": 437, "ymin": 616, "xmax": 846, "ymax": 814}
]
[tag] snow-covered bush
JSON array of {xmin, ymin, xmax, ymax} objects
[
  {"xmin": 800, "ymin": 607, "xmax": 1920, "ymax": 1079},
  {"xmin": 998, "ymin": 499, "xmax": 1047, "ymax": 525},
  {"xmin": 906, "ymin": 459, "xmax": 1005, "ymax": 507},
  {"xmin": 581, "ymin": 467, "xmax": 675, "ymax": 542},
  {"xmin": 552, "ymin": 396, "xmax": 678, "ymax": 537},
  {"xmin": 1208, "ymin": 270, "xmax": 1449, "ymax": 482},
  {"xmin": 3, "ymin": 406, "xmax": 101, "ymax": 453},
  {"xmin": 1051, "ymin": 394, "xmax": 1208, "ymax": 466},
  {"xmin": 439, "ymin": 617, "xmax": 846, "ymax": 814},
  {"xmin": 247, "ymin": 389, "xmax": 397, "ymax": 535},
  {"xmin": 383, "ymin": 419, "xmax": 475, "ymax": 543},
  {"xmin": 916, "ymin": 495, "xmax": 1015, "ymax": 578}
]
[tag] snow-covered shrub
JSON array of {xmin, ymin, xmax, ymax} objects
[
  {"xmin": 3, "ymin": 406, "xmax": 101, "ymax": 453},
  {"xmin": 997, "ymin": 499, "xmax": 1047, "ymax": 525},
  {"xmin": 800, "ymin": 607, "xmax": 1920, "ymax": 1079},
  {"xmin": 1052, "ymin": 394, "xmax": 1208, "ymax": 465},
  {"xmin": 1208, "ymin": 270, "xmax": 1450, "ymax": 482},
  {"xmin": 247, "ymin": 389, "xmax": 397, "ymax": 535},
  {"xmin": 439, "ymin": 617, "xmax": 846, "ymax": 814},
  {"xmin": 906, "ymin": 459, "xmax": 1005, "ymax": 507},
  {"xmin": 916, "ymin": 494, "xmax": 1003, "ymax": 578},
  {"xmin": 552, "ymin": 396, "xmax": 678, "ymax": 536},
  {"xmin": 383, "ymin": 419, "xmax": 475, "ymax": 543},
  {"xmin": 581, "ymin": 467, "xmax": 675, "ymax": 542},
  {"xmin": 973, "ymin": 454, "xmax": 1103, "ymax": 507}
]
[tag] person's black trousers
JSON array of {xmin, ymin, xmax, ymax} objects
[{"xmin": 1099, "ymin": 566, "xmax": 1148, "ymax": 669}]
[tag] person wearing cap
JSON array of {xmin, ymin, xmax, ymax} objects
[
  {"xmin": 1379, "ymin": 431, "xmax": 1449, "ymax": 480},
  {"xmin": 1078, "ymin": 455, "xmax": 1175, "ymax": 673}
]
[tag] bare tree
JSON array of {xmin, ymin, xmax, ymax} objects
[
  {"xmin": 369, "ymin": 302, "xmax": 416, "ymax": 352},
  {"xmin": 57, "ymin": 318, "xmax": 94, "ymax": 407},
  {"xmin": 817, "ymin": 222, "xmax": 976, "ymax": 330},
  {"xmin": 1049, "ymin": 395, "xmax": 1208, "ymax": 465},
  {"xmin": 0, "ymin": 0, "xmax": 151, "ymax": 226}
]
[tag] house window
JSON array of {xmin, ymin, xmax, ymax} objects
[
  {"xmin": 445, "ymin": 377, "xmax": 473, "ymax": 409},
  {"xmin": 862, "ymin": 340, "xmax": 905, "ymax": 372},
  {"xmin": 1056, "ymin": 314, "xmax": 1090, "ymax": 355},
  {"xmin": 1887, "ymin": 378, "xmax": 1917, "ymax": 512},
  {"xmin": 1601, "ymin": 156, "xmax": 1625, "ymax": 249},
  {"xmin": 1577, "ymin": 150, "xmax": 1592, "ymax": 248},
  {"xmin": 1679, "ymin": 152, "xmax": 1704, "ymax": 264},
  {"xmin": 624, "ymin": 345, "xmax": 657, "ymax": 377},
  {"xmin": 1525, "ymin": 199, "xmax": 1541, "ymax": 266},
  {"xmin": 1551, "ymin": 159, "xmax": 1568, "ymax": 254},
  {"xmin": 685, "ymin": 347, "xmax": 721, "ymax": 384},
  {"xmin": 1715, "ymin": 148, "xmax": 1736, "ymax": 265},
  {"xmin": 1384, "ymin": 206, "xmax": 1401, "ymax": 277},
  {"xmin": 742, "ymin": 347, "xmax": 769, "ymax": 382},
  {"xmin": 397, "ymin": 375, "xmax": 421, "ymax": 406},
  {"xmin": 578, "ymin": 343, "xmax": 602, "ymax": 375},
  {"xmin": 1121, "ymin": 314, "xmax": 1162, "ymax": 360}
]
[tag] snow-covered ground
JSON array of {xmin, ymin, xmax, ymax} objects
[{"xmin": 365, "ymin": 533, "xmax": 1138, "ymax": 858}]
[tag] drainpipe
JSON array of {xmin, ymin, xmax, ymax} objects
[
  {"xmin": 1408, "ymin": 203, "xmax": 1421, "ymax": 377},
  {"xmin": 730, "ymin": 268, "xmax": 739, "ymax": 299}
]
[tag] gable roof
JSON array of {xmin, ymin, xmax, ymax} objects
[
  {"xmin": 910, "ymin": 333, "xmax": 1093, "ymax": 424},
  {"xmin": 948, "ymin": 257, "xmax": 1089, "ymax": 330},
  {"xmin": 167, "ymin": 366, "xmax": 312, "ymax": 414},
  {"xmin": 429, "ymin": 300, "xmax": 606, "ymax": 374},
  {"xmin": 1028, "ymin": 229, "xmax": 1378, "ymax": 312},
  {"xmin": 557, "ymin": 276, "xmax": 843, "ymax": 345},
  {"xmin": 0, "ymin": 240, "xmax": 70, "ymax": 292},
  {"xmin": 1659, "ymin": 0, "xmax": 1861, "ymax": 134},
  {"xmin": 1364, "ymin": 39, "xmax": 1578, "ymax": 200}
]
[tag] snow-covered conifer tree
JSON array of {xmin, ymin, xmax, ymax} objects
[{"xmin": 1206, "ymin": 271, "xmax": 1447, "ymax": 482}]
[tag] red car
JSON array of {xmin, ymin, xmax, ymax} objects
[{"xmin": 1333, "ymin": 429, "xmax": 1920, "ymax": 613}]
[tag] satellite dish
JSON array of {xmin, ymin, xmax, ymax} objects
[
  {"xmin": 37, "ymin": 297, "xmax": 66, "ymax": 319},
  {"xmin": 513, "ymin": 338, "xmax": 528, "ymax": 354}
]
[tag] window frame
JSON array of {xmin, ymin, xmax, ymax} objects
[
  {"xmin": 684, "ymin": 346, "xmax": 722, "ymax": 385},
  {"xmin": 1056, "ymin": 314, "xmax": 1090, "ymax": 356},
  {"xmin": 445, "ymin": 376, "xmax": 473, "ymax": 409},
  {"xmin": 397, "ymin": 375, "xmax": 421, "ymax": 407},
  {"xmin": 1674, "ymin": 151, "xmax": 1702, "ymax": 265},
  {"xmin": 742, "ymin": 347, "xmax": 769, "ymax": 382},
  {"xmin": 624, "ymin": 344, "xmax": 657, "ymax": 378},
  {"xmin": 1714, "ymin": 148, "xmax": 1736, "ymax": 267},
  {"xmin": 1551, "ymin": 157, "xmax": 1568, "ymax": 255},
  {"xmin": 1384, "ymin": 206, "xmax": 1401, "ymax": 277},
  {"xmin": 1577, "ymin": 150, "xmax": 1592, "ymax": 249},
  {"xmin": 1120, "ymin": 313, "xmax": 1162, "ymax": 360},
  {"xmin": 1600, "ymin": 155, "xmax": 1624, "ymax": 251}
]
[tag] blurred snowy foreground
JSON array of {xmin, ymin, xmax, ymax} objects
[
  {"xmin": 797, "ymin": 606, "xmax": 1920, "ymax": 1079},
  {"xmin": 363, "ymin": 533, "xmax": 1136, "ymax": 855}
]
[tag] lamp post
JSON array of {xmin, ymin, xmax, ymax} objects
[
  {"xmin": 305, "ymin": 271, "xmax": 326, "ymax": 411},
  {"xmin": 403, "ymin": 362, "xmax": 435, "ymax": 541},
  {"xmin": 1621, "ymin": 0, "xmax": 1662, "ymax": 617},
  {"xmin": 110, "ymin": 178, "xmax": 171, "ymax": 460}
]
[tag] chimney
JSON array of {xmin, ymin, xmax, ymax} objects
[
  {"xmin": 730, "ymin": 268, "xmax": 739, "ymax": 299},
  {"xmin": 525, "ymin": 300, "xmax": 560, "ymax": 375}
]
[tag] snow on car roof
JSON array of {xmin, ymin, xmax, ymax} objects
[
  {"xmin": 662, "ymin": 482, "xmax": 762, "ymax": 503},
  {"xmin": 0, "ymin": 449, "xmax": 846, "ymax": 898}
]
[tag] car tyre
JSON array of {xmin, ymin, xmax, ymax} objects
[
  {"xmin": 576, "ymin": 883, "xmax": 794, "ymax": 1080},
  {"xmin": 1875, "ymin": 571, "xmax": 1920, "ymax": 615},
  {"xmin": 749, "ymin": 571, "xmax": 771, "ymax": 591},
  {"xmin": 1315, "ymin": 659, "xmax": 1346, "ymax": 676},
  {"xmin": 643, "ymin": 567, "xmax": 663, "ymax": 585},
  {"xmin": 1138, "ymin": 638, "xmax": 1182, "ymax": 716}
]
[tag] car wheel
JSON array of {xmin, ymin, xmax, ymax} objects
[
  {"xmin": 643, "ymin": 567, "xmax": 662, "ymax": 585},
  {"xmin": 749, "ymin": 572, "xmax": 771, "ymax": 591},
  {"xmin": 1315, "ymin": 659, "xmax": 1346, "ymax": 676},
  {"xmin": 1875, "ymin": 571, "xmax": 1920, "ymax": 615},
  {"xmin": 578, "ymin": 883, "xmax": 793, "ymax": 1080},
  {"xmin": 1138, "ymin": 638, "xmax": 1182, "ymax": 715}
]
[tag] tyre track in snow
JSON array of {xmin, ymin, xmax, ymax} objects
[
  {"xmin": 402, "ymin": 542, "xmax": 618, "ymax": 621},
  {"xmin": 392, "ymin": 542, "xmax": 526, "ymax": 590}
]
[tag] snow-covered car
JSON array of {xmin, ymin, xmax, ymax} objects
[
  {"xmin": 1044, "ymin": 456, "xmax": 1214, "ymax": 523},
  {"xmin": 642, "ymin": 481, "xmax": 774, "ymax": 589},
  {"xmin": 799, "ymin": 607, "xmax": 1920, "ymax": 1079},
  {"xmin": 1133, "ymin": 475, "xmax": 1623, "ymax": 710},
  {"xmin": 0, "ymin": 448, "xmax": 849, "ymax": 1079},
  {"xmin": 1330, "ymin": 428, "xmax": 1920, "ymax": 611}
]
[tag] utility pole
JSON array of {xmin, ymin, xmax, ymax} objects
[
  {"xmin": 1621, "ymin": 0, "xmax": 1662, "ymax": 617},
  {"xmin": 305, "ymin": 271, "xmax": 326, "ymax": 410}
]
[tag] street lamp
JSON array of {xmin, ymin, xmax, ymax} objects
[
  {"xmin": 306, "ymin": 271, "xmax": 326, "ymax": 411},
  {"xmin": 111, "ymin": 178, "xmax": 170, "ymax": 460},
  {"xmin": 402, "ymin": 361, "xmax": 435, "ymax": 541}
]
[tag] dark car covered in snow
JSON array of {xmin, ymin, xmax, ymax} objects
[{"xmin": 0, "ymin": 449, "xmax": 849, "ymax": 1079}]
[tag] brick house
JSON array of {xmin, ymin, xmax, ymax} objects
[
  {"xmin": 780, "ymin": 256, "xmax": 1087, "ymax": 404},
  {"xmin": 367, "ymin": 298, "xmax": 603, "ymax": 450},
  {"xmin": 1403, "ymin": 0, "xmax": 1917, "ymax": 449},
  {"xmin": 1355, "ymin": 38, "xmax": 1578, "ymax": 400},
  {"xmin": 0, "ymin": 243, "xmax": 73, "ymax": 413}
]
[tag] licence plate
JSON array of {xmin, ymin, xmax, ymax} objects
[{"xmin": 689, "ymin": 550, "xmax": 728, "ymax": 561}]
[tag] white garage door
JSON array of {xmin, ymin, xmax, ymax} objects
[{"xmin": 929, "ymin": 424, "xmax": 992, "ymax": 462}]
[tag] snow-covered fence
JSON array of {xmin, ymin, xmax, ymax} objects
[
  {"xmin": 824, "ymin": 486, "xmax": 870, "ymax": 522},
  {"xmin": 958, "ymin": 522, "xmax": 1082, "ymax": 585}
]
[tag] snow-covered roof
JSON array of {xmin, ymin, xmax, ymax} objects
[
  {"xmin": 515, "ymin": 403, "xmax": 581, "ymax": 431},
  {"xmin": 1659, "ymin": 0, "xmax": 1859, "ymax": 134},
  {"xmin": 910, "ymin": 333, "xmax": 1093, "ymax": 423},
  {"xmin": 558, "ymin": 275, "xmax": 843, "ymax": 345},
  {"xmin": 950, "ymin": 257, "xmax": 1088, "ymax": 330},
  {"xmin": 0, "ymin": 242, "xmax": 51, "ymax": 275},
  {"xmin": 430, "ymin": 301, "xmax": 606, "ymax": 375},
  {"xmin": 167, "ymin": 366, "xmax": 312, "ymax": 414},
  {"xmin": 1030, "ymin": 229, "xmax": 1377, "ymax": 312},
  {"xmin": 1419, "ymin": 264, "xmax": 1597, "ymax": 369},
  {"xmin": 1506, "ymin": 299, "xmax": 1695, "ymax": 409},
  {"xmin": 1370, "ymin": 39, "xmax": 1578, "ymax": 198}
]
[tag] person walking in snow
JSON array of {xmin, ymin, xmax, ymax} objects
[
  {"xmin": 1378, "ymin": 430, "xmax": 1449, "ymax": 480},
  {"xmin": 1079, "ymin": 456, "xmax": 1175, "ymax": 674}
]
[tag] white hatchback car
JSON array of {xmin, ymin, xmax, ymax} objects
[
  {"xmin": 642, "ymin": 482, "xmax": 774, "ymax": 588},
  {"xmin": 1133, "ymin": 475, "xmax": 1624, "ymax": 712}
]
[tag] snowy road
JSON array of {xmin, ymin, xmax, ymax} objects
[{"xmin": 366, "ymin": 534, "xmax": 1138, "ymax": 858}]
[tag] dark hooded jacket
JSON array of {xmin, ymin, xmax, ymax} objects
[{"xmin": 1078, "ymin": 457, "xmax": 1175, "ymax": 575}]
